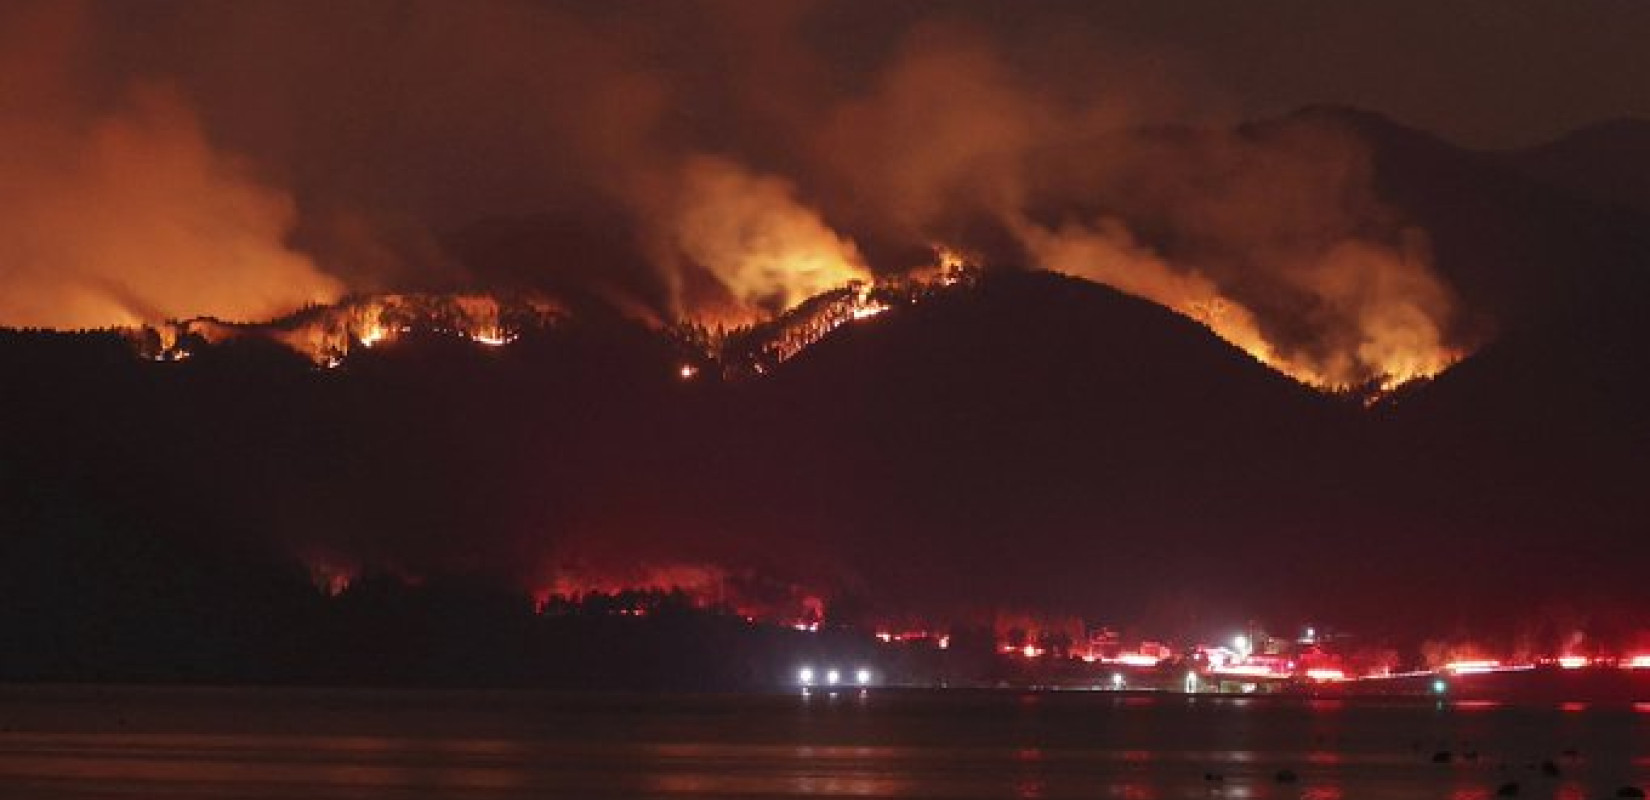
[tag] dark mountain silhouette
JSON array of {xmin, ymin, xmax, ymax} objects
[
  {"xmin": 749, "ymin": 271, "xmax": 1363, "ymax": 623},
  {"xmin": 1273, "ymin": 108, "xmax": 1650, "ymax": 434},
  {"xmin": 1279, "ymin": 107, "xmax": 1650, "ymax": 334},
  {"xmin": 1512, "ymin": 117, "xmax": 1650, "ymax": 219},
  {"xmin": 6, "ymin": 108, "xmax": 1650, "ymax": 684},
  {"xmin": 0, "ymin": 271, "xmax": 1369, "ymax": 639},
  {"xmin": 1318, "ymin": 108, "xmax": 1650, "ymax": 638}
]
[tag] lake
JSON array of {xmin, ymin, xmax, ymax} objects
[{"xmin": 1, "ymin": 686, "xmax": 1646, "ymax": 798}]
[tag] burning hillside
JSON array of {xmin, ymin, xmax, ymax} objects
[
  {"xmin": 127, "ymin": 293, "xmax": 566, "ymax": 367},
  {"xmin": 6, "ymin": 260, "xmax": 1650, "ymax": 656},
  {"xmin": 117, "ymin": 252, "xmax": 974, "ymax": 384},
  {"xmin": 115, "ymin": 255, "xmax": 1443, "ymax": 403},
  {"xmin": 686, "ymin": 258, "xmax": 976, "ymax": 378},
  {"xmin": 1, "ymin": 0, "xmax": 1516, "ymax": 408}
]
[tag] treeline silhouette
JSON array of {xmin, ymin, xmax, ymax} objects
[{"xmin": 0, "ymin": 499, "xmax": 904, "ymax": 688}]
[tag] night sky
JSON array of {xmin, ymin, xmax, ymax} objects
[{"xmin": 7, "ymin": 0, "xmax": 1650, "ymax": 329}]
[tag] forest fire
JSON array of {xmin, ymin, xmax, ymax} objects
[
  {"xmin": 105, "ymin": 235, "xmax": 1449, "ymax": 400},
  {"xmin": 282, "ymin": 546, "xmax": 1650, "ymax": 694},
  {"xmin": 302, "ymin": 552, "xmax": 359, "ymax": 598},
  {"xmin": 1011, "ymin": 207, "xmax": 1462, "ymax": 395},
  {"xmin": 524, "ymin": 562, "xmax": 829, "ymax": 630},
  {"xmin": 2, "ymin": 0, "xmax": 1485, "ymax": 405},
  {"xmin": 4, "ymin": 0, "xmax": 1650, "ymax": 742},
  {"xmin": 115, "ymin": 241, "xmax": 977, "ymax": 378},
  {"xmin": 126, "ymin": 293, "xmax": 561, "ymax": 366},
  {"xmin": 670, "ymin": 247, "xmax": 976, "ymax": 377},
  {"xmin": 750, "ymin": 283, "xmax": 892, "ymax": 366}
]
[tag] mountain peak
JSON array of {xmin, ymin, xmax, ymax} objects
[
  {"xmin": 1529, "ymin": 117, "xmax": 1650, "ymax": 152},
  {"xmin": 1512, "ymin": 117, "xmax": 1650, "ymax": 218}
]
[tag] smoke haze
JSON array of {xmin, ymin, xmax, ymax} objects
[
  {"xmin": 2, "ymin": 0, "xmax": 1476, "ymax": 384},
  {"xmin": 0, "ymin": 2, "xmax": 341, "ymax": 328}
]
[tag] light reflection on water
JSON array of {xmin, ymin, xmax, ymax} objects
[{"xmin": 0, "ymin": 687, "xmax": 1647, "ymax": 799}]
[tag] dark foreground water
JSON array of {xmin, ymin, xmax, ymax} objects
[{"xmin": 1, "ymin": 686, "xmax": 1647, "ymax": 799}]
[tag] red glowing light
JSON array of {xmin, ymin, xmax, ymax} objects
[
  {"xmin": 1444, "ymin": 659, "xmax": 1501, "ymax": 674},
  {"xmin": 1305, "ymin": 667, "xmax": 1346, "ymax": 682},
  {"xmin": 1556, "ymin": 656, "xmax": 1588, "ymax": 669},
  {"xmin": 1212, "ymin": 664, "xmax": 1278, "ymax": 677},
  {"xmin": 1625, "ymin": 655, "xmax": 1650, "ymax": 669},
  {"xmin": 1453, "ymin": 700, "xmax": 1500, "ymax": 711}
]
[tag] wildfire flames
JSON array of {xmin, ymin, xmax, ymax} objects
[
  {"xmin": 1, "ymin": 1, "xmax": 1477, "ymax": 398},
  {"xmin": 297, "ymin": 552, "xmax": 831, "ymax": 630},
  {"xmin": 116, "ymin": 237, "xmax": 1450, "ymax": 400},
  {"xmin": 119, "ymin": 247, "xmax": 970, "ymax": 380},
  {"xmin": 303, "ymin": 552, "xmax": 359, "ymax": 598},
  {"xmin": 664, "ymin": 156, "xmax": 874, "ymax": 325},
  {"xmin": 1013, "ymin": 216, "xmax": 1459, "ymax": 392},
  {"xmin": 526, "ymin": 562, "xmax": 827, "ymax": 628},
  {"xmin": 742, "ymin": 283, "xmax": 891, "ymax": 368},
  {"xmin": 677, "ymin": 248, "xmax": 972, "ymax": 377},
  {"xmin": 130, "ymin": 293, "xmax": 562, "ymax": 367},
  {"xmin": 8, "ymin": 0, "xmax": 1466, "ymax": 396}
]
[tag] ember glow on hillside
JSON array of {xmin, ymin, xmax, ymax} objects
[
  {"xmin": 121, "ymin": 253, "xmax": 1442, "ymax": 394},
  {"xmin": 132, "ymin": 294, "xmax": 562, "ymax": 367}
]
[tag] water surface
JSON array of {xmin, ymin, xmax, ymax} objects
[{"xmin": 1, "ymin": 686, "xmax": 1646, "ymax": 798}]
